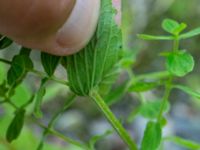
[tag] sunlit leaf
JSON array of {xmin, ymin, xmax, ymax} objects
[
  {"xmin": 166, "ymin": 51, "xmax": 194, "ymax": 77},
  {"xmin": 162, "ymin": 19, "xmax": 180, "ymax": 34}
]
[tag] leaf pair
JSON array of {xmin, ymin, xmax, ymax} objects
[{"xmin": 162, "ymin": 19, "xmax": 187, "ymax": 35}]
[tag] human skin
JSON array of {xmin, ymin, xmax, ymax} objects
[{"xmin": 0, "ymin": 0, "xmax": 121, "ymax": 55}]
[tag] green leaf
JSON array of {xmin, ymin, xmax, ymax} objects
[
  {"xmin": 7, "ymin": 54, "xmax": 33, "ymax": 86},
  {"xmin": 165, "ymin": 136, "xmax": 200, "ymax": 149},
  {"xmin": 173, "ymin": 85, "xmax": 200, "ymax": 99},
  {"xmin": 6, "ymin": 109, "xmax": 25, "ymax": 143},
  {"xmin": 166, "ymin": 51, "xmax": 194, "ymax": 77},
  {"xmin": 137, "ymin": 34, "xmax": 174, "ymax": 40},
  {"xmin": 128, "ymin": 81, "xmax": 160, "ymax": 92},
  {"xmin": 34, "ymin": 78, "xmax": 47, "ymax": 118},
  {"xmin": 161, "ymin": 19, "xmax": 187, "ymax": 35},
  {"xmin": 0, "ymin": 37, "xmax": 13, "ymax": 49},
  {"xmin": 139, "ymin": 101, "xmax": 169, "ymax": 119},
  {"xmin": 141, "ymin": 121, "xmax": 162, "ymax": 150},
  {"xmin": 41, "ymin": 52, "xmax": 60, "ymax": 77},
  {"xmin": 64, "ymin": 0, "xmax": 121, "ymax": 96},
  {"xmin": 179, "ymin": 27, "xmax": 200, "ymax": 39},
  {"xmin": 162, "ymin": 19, "xmax": 180, "ymax": 34}
]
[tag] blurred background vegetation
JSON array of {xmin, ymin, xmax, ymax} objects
[{"xmin": 1, "ymin": 0, "xmax": 200, "ymax": 150}]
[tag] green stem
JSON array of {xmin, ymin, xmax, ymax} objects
[
  {"xmin": 135, "ymin": 71, "xmax": 170, "ymax": 82},
  {"xmin": 33, "ymin": 119, "xmax": 87, "ymax": 149},
  {"xmin": 157, "ymin": 78, "xmax": 172, "ymax": 122},
  {"xmin": 173, "ymin": 37, "xmax": 179, "ymax": 52},
  {"xmin": 90, "ymin": 91, "xmax": 138, "ymax": 150}
]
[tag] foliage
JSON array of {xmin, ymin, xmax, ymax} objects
[{"xmin": 0, "ymin": 2, "xmax": 200, "ymax": 150}]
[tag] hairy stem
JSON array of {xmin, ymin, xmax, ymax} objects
[{"xmin": 90, "ymin": 91, "xmax": 138, "ymax": 150}]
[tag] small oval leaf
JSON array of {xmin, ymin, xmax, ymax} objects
[
  {"xmin": 6, "ymin": 109, "xmax": 25, "ymax": 143},
  {"xmin": 166, "ymin": 51, "xmax": 194, "ymax": 77},
  {"xmin": 162, "ymin": 19, "xmax": 180, "ymax": 34}
]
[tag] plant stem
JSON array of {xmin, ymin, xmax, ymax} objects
[
  {"xmin": 135, "ymin": 71, "xmax": 170, "ymax": 82},
  {"xmin": 90, "ymin": 91, "xmax": 138, "ymax": 150},
  {"xmin": 173, "ymin": 37, "xmax": 179, "ymax": 52},
  {"xmin": 33, "ymin": 119, "xmax": 87, "ymax": 149},
  {"xmin": 157, "ymin": 79, "xmax": 172, "ymax": 123},
  {"xmin": 0, "ymin": 57, "xmax": 69, "ymax": 86}
]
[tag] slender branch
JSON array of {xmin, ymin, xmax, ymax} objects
[
  {"xmin": 0, "ymin": 58, "xmax": 11, "ymax": 64},
  {"xmin": 173, "ymin": 37, "xmax": 179, "ymax": 52},
  {"xmin": 33, "ymin": 119, "xmax": 87, "ymax": 149},
  {"xmin": 135, "ymin": 71, "xmax": 170, "ymax": 82},
  {"xmin": 90, "ymin": 91, "xmax": 138, "ymax": 150},
  {"xmin": 0, "ymin": 57, "xmax": 69, "ymax": 86},
  {"xmin": 157, "ymin": 78, "xmax": 172, "ymax": 122}
]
